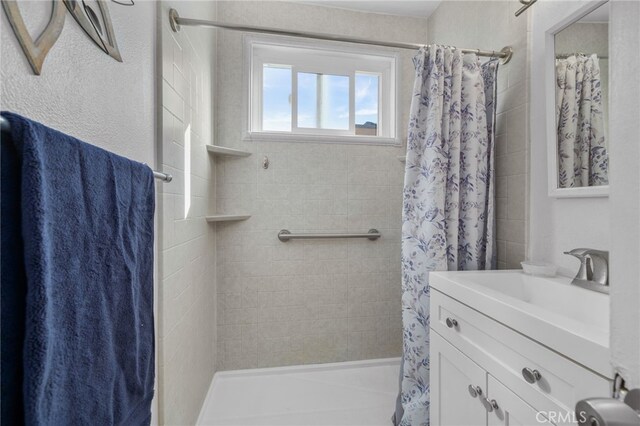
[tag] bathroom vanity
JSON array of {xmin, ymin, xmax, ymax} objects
[{"xmin": 429, "ymin": 271, "xmax": 613, "ymax": 426}]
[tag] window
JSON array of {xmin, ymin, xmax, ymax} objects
[{"xmin": 246, "ymin": 37, "xmax": 399, "ymax": 144}]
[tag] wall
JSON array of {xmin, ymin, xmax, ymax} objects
[
  {"xmin": 157, "ymin": 1, "xmax": 218, "ymax": 424},
  {"xmin": 529, "ymin": 0, "xmax": 640, "ymax": 389},
  {"xmin": 214, "ymin": 1, "xmax": 427, "ymax": 370},
  {"xmin": 609, "ymin": 0, "xmax": 640, "ymax": 389},
  {"xmin": 529, "ymin": 1, "xmax": 610, "ymax": 277},
  {"xmin": 0, "ymin": 1, "xmax": 158, "ymax": 421},
  {"xmin": 1, "ymin": 2, "xmax": 155, "ymax": 161},
  {"xmin": 427, "ymin": 1, "xmax": 530, "ymax": 269}
]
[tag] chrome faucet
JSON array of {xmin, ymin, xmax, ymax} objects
[{"xmin": 563, "ymin": 248, "xmax": 609, "ymax": 294}]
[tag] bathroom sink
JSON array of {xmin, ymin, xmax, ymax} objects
[
  {"xmin": 430, "ymin": 270, "xmax": 611, "ymax": 377},
  {"xmin": 443, "ymin": 270, "xmax": 609, "ymax": 329}
]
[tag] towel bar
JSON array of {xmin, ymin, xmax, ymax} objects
[
  {"xmin": 278, "ymin": 229, "xmax": 381, "ymax": 242},
  {"xmin": 0, "ymin": 116, "xmax": 172, "ymax": 183}
]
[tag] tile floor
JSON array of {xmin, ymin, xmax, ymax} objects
[{"xmin": 197, "ymin": 358, "xmax": 401, "ymax": 425}]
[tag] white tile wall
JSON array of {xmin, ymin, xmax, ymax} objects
[
  {"xmin": 158, "ymin": 2, "xmax": 218, "ymax": 424},
  {"xmin": 214, "ymin": 1, "xmax": 428, "ymax": 370},
  {"xmin": 215, "ymin": 144, "xmax": 406, "ymax": 369},
  {"xmin": 427, "ymin": 0, "xmax": 530, "ymax": 269}
]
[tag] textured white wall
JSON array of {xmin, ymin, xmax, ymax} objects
[
  {"xmin": 0, "ymin": 1, "xmax": 155, "ymax": 162},
  {"xmin": 214, "ymin": 1, "xmax": 427, "ymax": 370},
  {"xmin": 158, "ymin": 1, "xmax": 218, "ymax": 424},
  {"xmin": 427, "ymin": 1, "xmax": 530, "ymax": 269},
  {"xmin": 609, "ymin": 0, "xmax": 640, "ymax": 389}
]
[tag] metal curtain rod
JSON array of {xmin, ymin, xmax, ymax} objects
[
  {"xmin": 515, "ymin": 0, "xmax": 538, "ymax": 17},
  {"xmin": 0, "ymin": 116, "xmax": 173, "ymax": 182},
  {"xmin": 556, "ymin": 53, "xmax": 609, "ymax": 59},
  {"xmin": 168, "ymin": 9, "xmax": 514, "ymax": 65},
  {"xmin": 278, "ymin": 229, "xmax": 381, "ymax": 242}
]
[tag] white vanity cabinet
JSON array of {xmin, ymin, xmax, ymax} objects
[
  {"xmin": 431, "ymin": 332, "xmax": 554, "ymax": 426},
  {"xmin": 431, "ymin": 331, "xmax": 487, "ymax": 426},
  {"xmin": 487, "ymin": 376, "xmax": 554, "ymax": 426},
  {"xmin": 430, "ymin": 286, "xmax": 612, "ymax": 426}
]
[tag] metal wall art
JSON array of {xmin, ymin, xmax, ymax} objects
[
  {"xmin": 1, "ymin": 0, "xmax": 123, "ymax": 75},
  {"xmin": 1, "ymin": 1, "xmax": 66, "ymax": 75},
  {"xmin": 63, "ymin": 0, "xmax": 121, "ymax": 62}
]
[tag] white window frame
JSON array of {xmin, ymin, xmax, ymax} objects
[{"xmin": 243, "ymin": 35, "xmax": 400, "ymax": 145}]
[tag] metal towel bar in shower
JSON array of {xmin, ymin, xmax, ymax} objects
[{"xmin": 278, "ymin": 229, "xmax": 381, "ymax": 242}]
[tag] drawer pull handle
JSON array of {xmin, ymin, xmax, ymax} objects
[
  {"xmin": 482, "ymin": 397, "xmax": 499, "ymax": 412},
  {"xmin": 445, "ymin": 317, "xmax": 458, "ymax": 328},
  {"xmin": 468, "ymin": 384, "xmax": 483, "ymax": 398},
  {"xmin": 522, "ymin": 367, "xmax": 542, "ymax": 383}
]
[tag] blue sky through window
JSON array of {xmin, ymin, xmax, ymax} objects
[
  {"xmin": 297, "ymin": 72, "xmax": 317, "ymax": 128},
  {"xmin": 262, "ymin": 65, "xmax": 292, "ymax": 131},
  {"xmin": 355, "ymin": 73, "xmax": 379, "ymax": 128},
  {"xmin": 263, "ymin": 65, "xmax": 379, "ymax": 133}
]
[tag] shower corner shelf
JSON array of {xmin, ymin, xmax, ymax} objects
[
  {"xmin": 206, "ymin": 214, "xmax": 251, "ymax": 223},
  {"xmin": 397, "ymin": 155, "xmax": 406, "ymax": 163},
  {"xmin": 206, "ymin": 144, "xmax": 251, "ymax": 157}
]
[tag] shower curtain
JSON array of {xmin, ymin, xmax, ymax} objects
[
  {"xmin": 396, "ymin": 46, "xmax": 498, "ymax": 426},
  {"xmin": 556, "ymin": 54, "xmax": 608, "ymax": 187}
]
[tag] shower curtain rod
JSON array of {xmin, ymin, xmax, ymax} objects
[
  {"xmin": 0, "ymin": 116, "xmax": 173, "ymax": 182},
  {"xmin": 168, "ymin": 9, "xmax": 514, "ymax": 64},
  {"xmin": 556, "ymin": 53, "xmax": 609, "ymax": 59}
]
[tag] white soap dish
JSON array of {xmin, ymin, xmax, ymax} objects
[{"xmin": 521, "ymin": 261, "xmax": 558, "ymax": 277}]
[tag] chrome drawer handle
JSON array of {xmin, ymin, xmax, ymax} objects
[
  {"xmin": 481, "ymin": 397, "xmax": 499, "ymax": 412},
  {"xmin": 522, "ymin": 367, "xmax": 542, "ymax": 383},
  {"xmin": 445, "ymin": 317, "xmax": 458, "ymax": 328},
  {"xmin": 468, "ymin": 384, "xmax": 483, "ymax": 398}
]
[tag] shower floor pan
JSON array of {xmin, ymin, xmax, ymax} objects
[{"xmin": 197, "ymin": 358, "xmax": 401, "ymax": 425}]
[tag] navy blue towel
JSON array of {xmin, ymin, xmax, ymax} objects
[{"xmin": 1, "ymin": 112, "xmax": 155, "ymax": 425}]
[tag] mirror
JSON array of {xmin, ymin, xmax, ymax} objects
[{"xmin": 553, "ymin": 3, "xmax": 609, "ymax": 190}]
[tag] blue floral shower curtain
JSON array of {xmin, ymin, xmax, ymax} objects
[
  {"xmin": 397, "ymin": 46, "xmax": 499, "ymax": 426},
  {"xmin": 556, "ymin": 54, "xmax": 608, "ymax": 187}
]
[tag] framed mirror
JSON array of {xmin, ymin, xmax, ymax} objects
[{"xmin": 547, "ymin": 1, "xmax": 610, "ymax": 198}]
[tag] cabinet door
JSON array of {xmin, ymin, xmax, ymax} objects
[
  {"xmin": 487, "ymin": 375, "xmax": 554, "ymax": 426},
  {"xmin": 431, "ymin": 331, "xmax": 488, "ymax": 426}
]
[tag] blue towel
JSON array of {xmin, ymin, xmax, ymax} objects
[
  {"xmin": 1, "ymin": 112, "xmax": 155, "ymax": 425},
  {"xmin": 1, "ymin": 114, "xmax": 27, "ymax": 425}
]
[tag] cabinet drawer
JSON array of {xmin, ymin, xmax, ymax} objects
[{"xmin": 431, "ymin": 289, "xmax": 611, "ymax": 425}]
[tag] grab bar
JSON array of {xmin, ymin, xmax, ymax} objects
[{"xmin": 278, "ymin": 229, "xmax": 381, "ymax": 242}]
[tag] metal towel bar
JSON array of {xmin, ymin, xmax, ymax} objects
[
  {"xmin": 0, "ymin": 116, "xmax": 172, "ymax": 182},
  {"xmin": 278, "ymin": 229, "xmax": 381, "ymax": 242}
]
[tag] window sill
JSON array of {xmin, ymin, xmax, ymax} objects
[{"xmin": 244, "ymin": 131, "xmax": 401, "ymax": 146}]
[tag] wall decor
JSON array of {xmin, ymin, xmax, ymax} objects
[
  {"xmin": 1, "ymin": 0, "xmax": 66, "ymax": 75},
  {"xmin": 1, "ymin": 0, "xmax": 123, "ymax": 75},
  {"xmin": 63, "ymin": 0, "xmax": 122, "ymax": 62}
]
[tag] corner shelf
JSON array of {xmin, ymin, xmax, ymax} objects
[
  {"xmin": 206, "ymin": 214, "xmax": 251, "ymax": 223},
  {"xmin": 397, "ymin": 155, "xmax": 406, "ymax": 163},
  {"xmin": 205, "ymin": 144, "xmax": 251, "ymax": 223},
  {"xmin": 206, "ymin": 145, "xmax": 251, "ymax": 157}
]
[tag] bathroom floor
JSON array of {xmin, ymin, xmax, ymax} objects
[{"xmin": 197, "ymin": 358, "xmax": 401, "ymax": 425}]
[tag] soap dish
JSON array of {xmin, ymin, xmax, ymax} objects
[{"xmin": 521, "ymin": 261, "xmax": 558, "ymax": 277}]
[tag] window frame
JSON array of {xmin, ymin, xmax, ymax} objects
[{"xmin": 243, "ymin": 35, "xmax": 401, "ymax": 145}]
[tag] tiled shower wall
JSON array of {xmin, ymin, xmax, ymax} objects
[
  {"xmin": 158, "ymin": 2, "xmax": 217, "ymax": 424},
  {"xmin": 428, "ymin": 1, "xmax": 531, "ymax": 269},
  {"xmin": 214, "ymin": 1, "xmax": 427, "ymax": 370}
]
